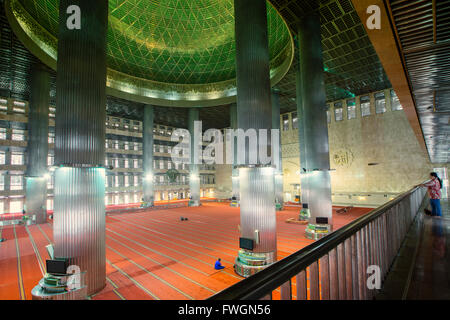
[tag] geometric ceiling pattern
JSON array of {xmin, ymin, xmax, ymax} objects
[
  {"xmin": 1, "ymin": 0, "xmax": 394, "ymax": 130},
  {"xmin": 387, "ymin": 0, "xmax": 450, "ymax": 163},
  {"xmin": 273, "ymin": 0, "xmax": 391, "ymax": 113},
  {"xmin": 17, "ymin": 0, "xmax": 292, "ymax": 84}
]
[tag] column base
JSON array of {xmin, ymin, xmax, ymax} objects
[
  {"xmin": 299, "ymin": 209, "xmax": 310, "ymax": 222},
  {"xmin": 140, "ymin": 202, "xmax": 154, "ymax": 208},
  {"xmin": 32, "ymin": 273, "xmax": 87, "ymax": 300},
  {"xmin": 230, "ymin": 200, "xmax": 240, "ymax": 207},
  {"xmin": 25, "ymin": 177, "xmax": 47, "ymax": 224},
  {"xmin": 305, "ymin": 223, "xmax": 332, "ymax": 240},
  {"xmin": 234, "ymin": 250, "xmax": 276, "ymax": 278},
  {"xmin": 188, "ymin": 200, "xmax": 200, "ymax": 207}
]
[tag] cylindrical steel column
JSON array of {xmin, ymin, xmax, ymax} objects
[
  {"xmin": 230, "ymin": 103, "xmax": 240, "ymax": 204},
  {"xmin": 297, "ymin": 13, "xmax": 333, "ymax": 240},
  {"xmin": 234, "ymin": 0, "xmax": 276, "ymax": 278},
  {"xmin": 142, "ymin": 105, "xmax": 154, "ymax": 207},
  {"xmin": 272, "ymin": 88, "xmax": 283, "ymax": 210},
  {"xmin": 26, "ymin": 63, "xmax": 50, "ymax": 224},
  {"xmin": 188, "ymin": 108, "xmax": 200, "ymax": 206},
  {"xmin": 53, "ymin": 0, "xmax": 108, "ymax": 296}
]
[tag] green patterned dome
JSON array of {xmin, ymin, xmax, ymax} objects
[{"xmin": 6, "ymin": 0, "xmax": 294, "ymax": 106}]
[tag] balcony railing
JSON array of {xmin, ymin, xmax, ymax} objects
[{"xmin": 209, "ymin": 185, "xmax": 427, "ymax": 300}]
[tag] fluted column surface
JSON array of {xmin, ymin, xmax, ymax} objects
[
  {"xmin": 53, "ymin": 0, "xmax": 108, "ymax": 296},
  {"xmin": 143, "ymin": 105, "xmax": 154, "ymax": 205},
  {"xmin": 297, "ymin": 13, "xmax": 332, "ymax": 224}
]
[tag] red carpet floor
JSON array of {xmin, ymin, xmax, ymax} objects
[{"xmin": 0, "ymin": 202, "xmax": 371, "ymax": 300}]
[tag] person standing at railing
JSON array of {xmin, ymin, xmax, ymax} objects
[{"xmin": 418, "ymin": 172, "xmax": 443, "ymax": 217}]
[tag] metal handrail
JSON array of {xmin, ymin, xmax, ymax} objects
[{"xmin": 208, "ymin": 185, "xmax": 425, "ymax": 300}]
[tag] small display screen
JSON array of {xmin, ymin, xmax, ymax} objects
[
  {"xmin": 316, "ymin": 217, "xmax": 329, "ymax": 225},
  {"xmin": 239, "ymin": 238, "xmax": 254, "ymax": 250},
  {"xmin": 46, "ymin": 259, "xmax": 68, "ymax": 275}
]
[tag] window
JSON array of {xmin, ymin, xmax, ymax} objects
[
  {"xmin": 48, "ymin": 132, "xmax": 55, "ymax": 144},
  {"xmin": 0, "ymin": 98, "xmax": 7, "ymax": 111},
  {"xmin": 124, "ymin": 142, "xmax": 129, "ymax": 150},
  {"xmin": 12, "ymin": 129, "xmax": 25, "ymax": 141},
  {"xmin": 47, "ymin": 155, "xmax": 54, "ymax": 166},
  {"xmin": 10, "ymin": 200, "xmax": 23, "ymax": 213},
  {"xmin": 0, "ymin": 128, "xmax": 6, "ymax": 140},
  {"xmin": 334, "ymin": 102, "xmax": 343, "ymax": 121},
  {"xmin": 0, "ymin": 174, "xmax": 4, "ymax": 191},
  {"xmin": 292, "ymin": 112, "xmax": 298, "ymax": 129},
  {"xmin": 114, "ymin": 175, "xmax": 120, "ymax": 187},
  {"xmin": 11, "ymin": 152, "xmax": 24, "ymax": 165},
  {"xmin": 49, "ymin": 107, "xmax": 56, "ymax": 118},
  {"xmin": 134, "ymin": 175, "xmax": 139, "ymax": 186},
  {"xmin": 13, "ymin": 101, "xmax": 26, "ymax": 113},
  {"xmin": 375, "ymin": 92, "xmax": 386, "ymax": 114},
  {"xmin": 360, "ymin": 96, "xmax": 371, "ymax": 117},
  {"xmin": 114, "ymin": 141, "xmax": 119, "ymax": 149},
  {"xmin": 159, "ymin": 160, "xmax": 164, "ymax": 169},
  {"xmin": 133, "ymin": 159, "xmax": 139, "ymax": 169},
  {"xmin": 326, "ymin": 110, "xmax": 331, "ymax": 123},
  {"xmin": 0, "ymin": 151, "xmax": 5, "ymax": 165},
  {"xmin": 47, "ymin": 176, "xmax": 54, "ymax": 189},
  {"xmin": 134, "ymin": 142, "xmax": 139, "ymax": 151},
  {"xmin": 282, "ymin": 114, "xmax": 289, "ymax": 131},
  {"xmin": 10, "ymin": 175, "xmax": 23, "ymax": 190},
  {"xmin": 391, "ymin": 90, "xmax": 403, "ymax": 111},
  {"xmin": 124, "ymin": 175, "xmax": 129, "ymax": 187},
  {"xmin": 124, "ymin": 159, "xmax": 129, "ymax": 168},
  {"xmin": 347, "ymin": 99, "xmax": 356, "ymax": 119}
]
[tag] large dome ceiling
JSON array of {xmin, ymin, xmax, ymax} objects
[{"xmin": 5, "ymin": 0, "xmax": 294, "ymax": 106}]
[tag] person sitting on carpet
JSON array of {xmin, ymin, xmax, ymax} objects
[{"xmin": 214, "ymin": 258, "xmax": 225, "ymax": 270}]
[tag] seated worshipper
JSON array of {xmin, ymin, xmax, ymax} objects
[{"xmin": 214, "ymin": 258, "xmax": 225, "ymax": 270}]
